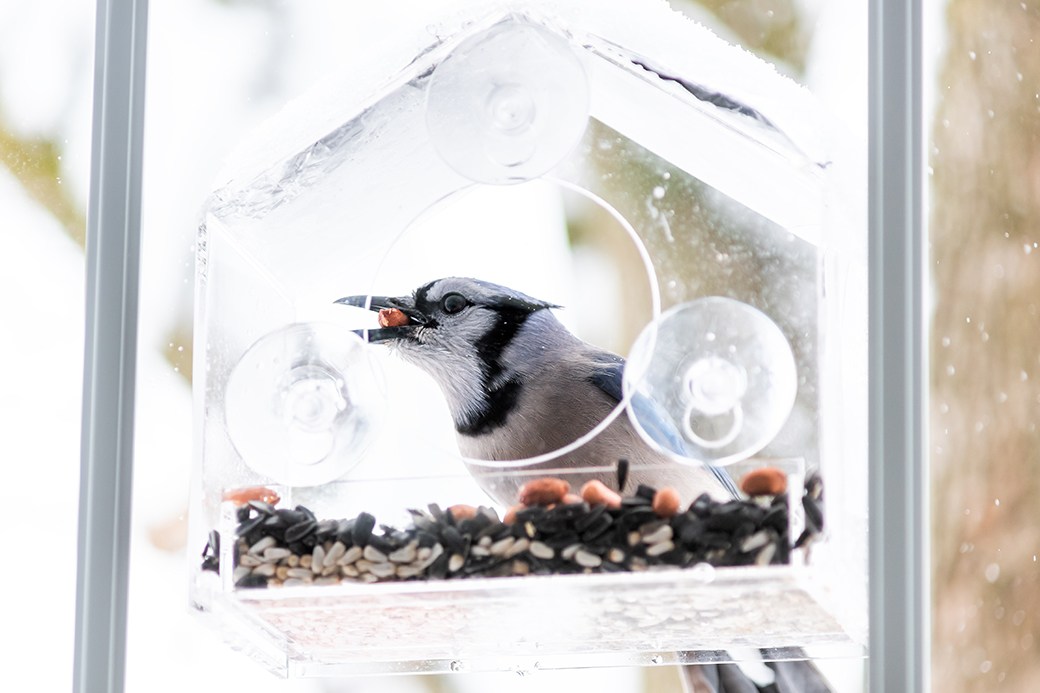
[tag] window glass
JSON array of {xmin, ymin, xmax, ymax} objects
[{"xmin": 0, "ymin": 2, "xmax": 882, "ymax": 691}]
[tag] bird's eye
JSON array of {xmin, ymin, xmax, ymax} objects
[{"xmin": 441, "ymin": 293, "xmax": 468, "ymax": 314}]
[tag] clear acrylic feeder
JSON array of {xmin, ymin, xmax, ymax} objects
[{"xmin": 189, "ymin": 0, "xmax": 867, "ymax": 677}]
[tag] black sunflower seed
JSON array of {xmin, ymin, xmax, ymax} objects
[
  {"xmin": 688, "ymin": 493, "xmax": 714, "ymax": 517},
  {"xmin": 351, "ymin": 512, "xmax": 376, "ymax": 545},
  {"xmin": 285, "ymin": 519, "xmax": 317, "ymax": 543},
  {"xmin": 246, "ymin": 499, "xmax": 276, "ymax": 516},
  {"xmin": 236, "ymin": 514, "xmax": 265, "ymax": 537},
  {"xmin": 548, "ymin": 502, "xmax": 590, "ymax": 521},
  {"xmin": 803, "ymin": 495, "xmax": 824, "ymax": 532},
  {"xmin": 580, "ymin": 514, "xmax": 614, "ymax": 543},
  {"xmin": 616, "ymin": 458, "xmax": 629, "ymax": 492},
  {"xmin": 441, "ymin": 526, "xmax": 465, "ymax": 553},
  {"xmin": 574, "ymin": 503, "xmax": 607, "ymax": 532},
  {"xmin": 621, "ymin": 495, "xmax": 652, "ymax": 508},
  {"xmin": 635, "ymin": 483, "xmax": 658, "ymax": 501},
  {"xmin": 275, "ymin": 508, "xmax": 305, "ymax": 526},
  {"xmin": 235, "ymin": 573, "xmax": 268, "ymax": 588}
]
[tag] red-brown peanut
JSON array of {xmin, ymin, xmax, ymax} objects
[
  {"xmin": 222, "ymin": 486, "xmax": 280, "ymax": 506},
  {"xmin": 580, "ymin": 479, "xmax": 622, "ymax": 509},
  {"xmin": 448, "ymin": 504, "xmax": 477, "ymax": 521},
  {"xmin": 739, "ymin": 467, "xmax": 788, "ymax": 496},
  {"xmin": 518, "ymin": 477, "xmax": 570, "ymax": 506},
  {"xmin": 378, "ymin": 308, "xmax": 409, "ymax": 327},
  {"xmin": 652, "ymin": 487, "xmax": 681, "ymax": 518}
]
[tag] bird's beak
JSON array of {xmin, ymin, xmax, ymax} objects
[{"xmin": 334, "ymin": 294, "xmax": 426, "ymax": 343}]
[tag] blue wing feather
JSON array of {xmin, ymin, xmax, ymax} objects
[
  {"xmin": 585, "ymin": 353, "xmax": 739, "ymax": 499},
  {"xmin": 586, "ymin": 353, "xmax": 625, "ymax": 403}
]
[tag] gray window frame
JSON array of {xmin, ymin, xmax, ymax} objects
[{"xmin": 72, "ymin": 1, "xmax": 927, "ymax": 690}]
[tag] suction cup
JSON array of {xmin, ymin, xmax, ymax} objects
[
  {"xmin": 224, "ymin": 323, "xmax": 384, "ymax": 486},
  {"xmin": 624, "ymin": 297, "xmax": 797, "ymax": 466},
  {"xmin": 425, "ymin": 18, "xmax": 589, "ymax": 184}
]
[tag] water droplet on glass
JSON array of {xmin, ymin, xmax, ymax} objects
[
  {"xmin": 946, "ymin": 365, "xmax": 956, "ymax": 376},
  {"xmin": 662, "ymin": 171, "xmax": 671, "ymax": 180},
  {"xmin": 969, "ymin": 50, "xmax": 977, "ymax": 60},
  {"xmin": 652, "ymin": 186, "xmax": 665, "ymax": 199},
  {"xmin": 941, "ymin": 336, "xmax": 951, "ymax": 347},
  {"xmin": 980, "ymin": 660, "xmax": 992, "ymax": 674},
  {"xmin": 984, "ymin": 563, "xmax": 1000, "ymax": 583}
]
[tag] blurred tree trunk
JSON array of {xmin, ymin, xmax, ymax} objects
[{"xmin": 930, "ymin": 1, "xmax": 1040, "ymax": 690}]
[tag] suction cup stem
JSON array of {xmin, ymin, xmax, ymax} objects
[
  {"xmin": 426, "ymin": 18, "xmax": 589, "ymax": 184},
  {"xmin": 224, "ymin": 323, "xmax": 384, "ymax": 486},
  {"xmin": 624, "ymin": 297, "xmax": 797, "ymax": 466}
]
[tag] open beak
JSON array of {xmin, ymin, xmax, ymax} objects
[{"xmin": 334, "ymin": 294, "xmax": 426, "ymax": 343}]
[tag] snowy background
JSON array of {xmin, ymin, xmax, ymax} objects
[{"xmin": 0, "ymin": 1, "xmax": 880, "ymax": 690}]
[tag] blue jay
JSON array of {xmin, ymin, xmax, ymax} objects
[
  {"xmin": 337, "ymin": 276, "xmax": 833, "ymax": 692},
  {"xmin": 336, "ymin": 276, "xmax": 738, "ymax": 504}
]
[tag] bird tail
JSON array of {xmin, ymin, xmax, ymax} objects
[{"xmin": 709, "ymin": 463, "xmax": 741, "ymax": 499}]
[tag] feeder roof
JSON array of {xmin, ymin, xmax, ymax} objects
[{"xmin": 211, "ymin": 0, "xmax": 851, "ymax": 252}]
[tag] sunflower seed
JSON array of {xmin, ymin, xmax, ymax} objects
[
  {"xmin": 646, "ymin": 540, "xmax": 675, "ymax": 557},
  {"xmin": 362, "ymin": 545, "xmax": 387, "ymax": 563},
  {"xmin": 575, "ymin": 550, "xmax": 602, "ymax": 568},
  {"xmin": 529, "ymin": 541, "xmax": 554, "ymax": 560},
  {"xmin": 339, "ymin": 545, "xmax": 363, "ymax": 565}
]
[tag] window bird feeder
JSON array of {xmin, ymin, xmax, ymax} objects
[{"xmin": 190, "ymin": 0, "xmax": 866, "ymax": 676}]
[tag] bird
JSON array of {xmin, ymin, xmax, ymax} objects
[
  {"xmin": 335, "ymin": 276, "xmax": 739, "ymax": 506},
  {"xmin": 336, "ymin": 276, "xmax": 833, "ymax": 692}
]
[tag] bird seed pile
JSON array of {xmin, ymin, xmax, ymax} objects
[{"xmin": 202, "ymin": 467, "xmax": 824, "ymax": 589}]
